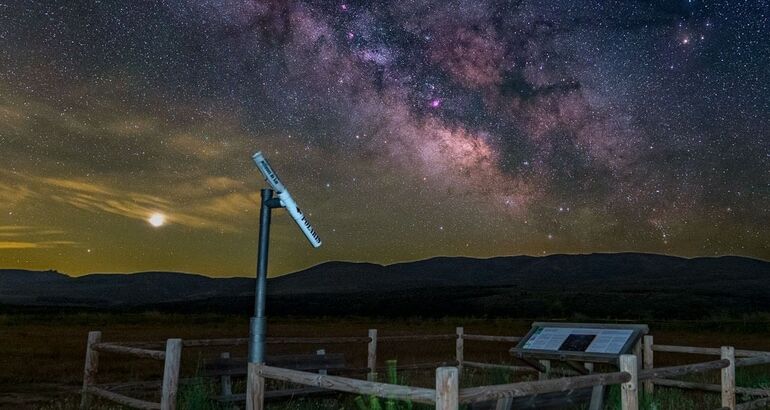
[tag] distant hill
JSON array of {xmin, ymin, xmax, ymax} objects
[{"xmin": 1, "ymin": 253, "xmax": 769, "ymax": 318}]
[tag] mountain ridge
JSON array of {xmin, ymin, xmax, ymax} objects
[{"xmin": 1, "ymin": 253, "xmax": 768, "ymax": 318}]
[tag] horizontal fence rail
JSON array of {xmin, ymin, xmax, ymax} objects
[
  {"xmin": 462, "ymin": 334, "xmax": 522, "ymax": 343},
  {"xmin": 112, "ymin": 332, "xmax": 524, "ymax": 350},
  {"xmin": 735, "ymin": 355, "xmax": 770, "ymax": 368},
  {"xmin": 85, "ymin": 386, "xmax": 161, "ymax": 409},
  {"xmin": 458, "ymin": 370, "xmax": 632, "ymax": 403},
  {"xmin": 653, "ymin": 344, "xmax": 770, "ymax": 358},
  {"xmin": 103, "ymin": 332, "xmax": 525, "ymax": 350},
  {"xmin": 651, "ymin": 378, "xmax": 770, "ymax": 397},
  {"xmin": 378, "ymin": 334, "xmax": 456, "ymax": 342},
  {"xmin": 92, "ymin": 343, "xmax": 166, "ymax": 360},
  {"xmin": 638, "ymin": 359, "xmax": 730, "ymax": 380},
  {"xmin": 256, "ymin": 364, "xmax": 437, "ymax": 404},
  {"xmin": 463, "ymin": 360, "xmax": 537, "ymax": 373},
  {"xmin": 736, "ymin": 397, "xmax": 770, "ymax": 410}
]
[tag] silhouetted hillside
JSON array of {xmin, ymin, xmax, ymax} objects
[{"xmin": 1, "ymin": 253, "xmax": 768, "ymax": 318}]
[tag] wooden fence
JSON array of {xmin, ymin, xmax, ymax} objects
[
  {"xmin": 644, "ymin": 335, "xmax": 770, "ymax": 410},
  {"xmin": 80, "ymin": 331, "xmax": 181, "ymax": 410},
  {"xmin": 81, "ymin": 328, "xmax": 770, "ymax": 410}
]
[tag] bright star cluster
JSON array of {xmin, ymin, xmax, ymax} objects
[{"xmin": 0, "ymin": 0, "xmax": 767, "ymax": 276}]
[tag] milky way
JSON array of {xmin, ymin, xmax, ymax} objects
[{"xmin": 0, "ymin": 0, "xmax": 768, "ymax": 276}]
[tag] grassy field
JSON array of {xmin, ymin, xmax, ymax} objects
[{"xmin": 2, "ymin": 312, "xmax": 770, "ymax": 409}]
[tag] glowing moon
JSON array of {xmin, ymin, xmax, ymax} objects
[{"xmin": 148, "ymin": 213, "xmax": 166, "ymax": 227}]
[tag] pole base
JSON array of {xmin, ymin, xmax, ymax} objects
[{"xmin": 248, "ymin": 316, "xmax": 267, "ymax": 363}]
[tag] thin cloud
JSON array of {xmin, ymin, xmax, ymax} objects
[
  {"xmin": 5, "ymin": 172, "xmax": 242, "ymax": 232},
  {"xmin": 0, "ymin": 240, "xmax": 77, "ymax": 249}
]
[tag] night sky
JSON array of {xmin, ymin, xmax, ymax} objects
[{"xmin": 1, "ymin": 0, "xmax": 768, "ymax": 277}]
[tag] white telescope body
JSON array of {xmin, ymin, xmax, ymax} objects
[{"xmin": 252, "ymin": 152, "xmax": 322, "ymax": 247}]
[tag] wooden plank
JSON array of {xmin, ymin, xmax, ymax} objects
[
  {"xmin": 463, "ymin": 335, "xmax": 522, "ymax": 343},
  {"xmin": 653, "ymin": 344, "xmax": 770, "ymax": 358},
  {"xmin": 246, "ymin": 362, "xmax": 265, "ymax": 410},
  {"xmin": 463, "ymin": 361, "xmax": 537, "ymax": 373},
  {"xmin": 80, "ymin": 331, "xmax": 101, "ymax": 410},
  {"xmin": 514, "ymin": 358, "xmax": 545, "ymax": 373},
  {"xmin": 620, "ymin": 354, "xmax": 638, "ymax": 410},
  {"xmin": 92, "ymin": 343, "xmax": 165, "ymax": 361},
  {"xmin": 214, "ymin": 387, "xmax": 332, "ymax": 402},
  {"xmin": 470, "ymin": 388, "xmax": 594, "ymax": 410},
  {"xmin": 205, "ymin": 353, "xmax": 346, "ymax": 376},
  {"xmin": 113, "ymin": 333, "xmax": 522, "ymax": 349},
  {"xmin": 735, "ymin": 355, "xmax": 770, "ymax": 368},
  {"xmin": 549, "ymin": 368, "xmax": 581, "ymax": 377},
  {"xmin": 722, "ymin": 346, "xmax": 736, "ymax": 410},
  {"xmin": 256, "ymin": 364, "xmax": 436, "ymax": 404},
  {"xmin": 97, "ymin": 380, "xmax": 162, "ymax": 391},
  {"xmin": 458, "ymin": 371, "xmax": 631, "ymax": 403},
  {"xmin": 378, "ymin": 334, "xmax": 456, "ymax": 342},
  {"xmin": 316, "ymin": 349, "xmax": 327, "ymax": 375},
  {"xmin": 186, "ymin": 336, "xmax": 370, "ymax": 345},
  {"xmin": 736, "ymin": 397, "xmax": 770, "ymax": 410},
  {"xmin": 638, "ymin": 359, "xmax": 729, "ymax": 381},
  {"xmin": 377, "ymin": 362, "xmax": 456, "ymax": 371},
  {"xmin": 368, "ymin": 329, "xmax": 377, "ymax": 382},
  {"xmin": 494, "ymin": 397, "xmax": 512, "ymax": 410},
  {"xmin": 588, "ymin": 385, "xmax": 605, "ymax": 410},
  {"xmin": 456, "ymin": 327, "xmax": 464, "ymax": 373},
  {"xmin": 510, "ymin": 348, "xmax": 624, "ymax": 365},
  {"xmin": 345, "ymin": 361, "xmax": 458, "ymax": 374},
  {"xmin": 652, "ymin": 378, "xmax": 721, "ymax": 393},
  {"xmin": 220, "ymin": 352, "xmax": 232, "ymax": 397},
  {"xmin": 538, "ymin": 359, "xmax": 550, "ymax": 380},
  {"xmin": 220, "ymin": 361, "xmax": 456, "ymax": 378},
  {"xmin": 566, "ymin": 361, "xmax": 589, "ymax": 375},
  {"xmin": 86, "ymin": 386, "xmax": 160, "ymax": 410},
  {"xmin": 436, "ymin": 367, "xmax": 459, "ymax": 410},
  {"xmin": 651, "ymin": 378, "xmax": 770, "ymax": 397},
  {"xmin": 182, "ymin": 338, "xmax": 248, "ymax": 347},
  {"xmin": 643, "ymin": 335, "xmax": 654, "ymax": 395},
  {"xmin": 268, "ymin": 336, "xmax": 371, "ymax": 344},
  {"xmin": 160, "ymin": 339, "xmax": 182, "ymax": 410},
  {"xmin": 634, "ymin": 340, "xmax": 643, "ymax": 373}
]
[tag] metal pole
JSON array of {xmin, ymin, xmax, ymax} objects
[{"xmin": 249, "ymin": 188, "xmax": 273, "ymax": 364}]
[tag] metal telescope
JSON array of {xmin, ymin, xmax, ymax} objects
[
  {"xmin": 248, "ymin": 152, "xmax": 322, "ymax": 365},
  {"xmin": 252, "ymin": 152, "xmax": 321, "ymax": 247}
]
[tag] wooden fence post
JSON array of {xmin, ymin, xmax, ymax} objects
[
  {"xmin": 79, "ymin": 330, "xmax": 102, "ymax": 410},
  {"xmin": 368, "ymin": 329, "xmax": 378, "ymax": 381},
  {"xmin": 633, "ymin": 340, "xmax": 643, "ymax": 371},
  {"xmin": 721, "ymin": 346, "xmax": 736, "ymax": 410},
  {"xmin": 220, "ymin": 352, "xmax": 232, "ymax": 397},
  {"xmin": 456, "ymin": 327, "xmax": 464, "ymax": 372},
  {"xmin": 246, "ymin": 362, "xmax": 265, "ymax": 410},
  {"xmin": 316, "ymin": 349, "xmax": 327, "ymax": 375},
  {"xmin": 538, "ymin": 360, "xmax": 550, "ymax": 381},
  {"xmin": 643, "ymin": 335, "xmax": 654, "ymax": 395},
  {"xmin": 160, "ymin": 338, "xmax": 182, "ymax": 410},
  {"xmin": 620, "ymin": 354, "xmax": 639, "ymax": 410},
  {"xmin": 435, "ymin": 367, "xmax": 459, "ymax": 410}
]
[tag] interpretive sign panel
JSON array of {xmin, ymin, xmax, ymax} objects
[{"xmin": 511, "ymin": 322, "xmax": 648, "ymax": 364}]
